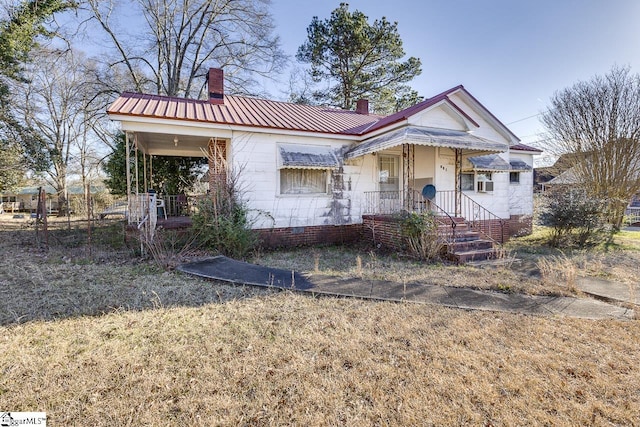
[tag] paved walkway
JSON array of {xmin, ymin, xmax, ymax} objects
[
  {"xmin": 178, "ymin": 256, "xmax": 635, "ymax": 321},
  {"xmin": 577, "ymin": 276, "xmax": 639, "ymax": 306}
]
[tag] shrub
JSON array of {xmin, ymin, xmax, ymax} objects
[
  {"xmin": 191, "ymin": 196, "xmax": 258, "ymax": 259},
  {"xmin": 538, "ymin": 187, "xmax": 610, "ymax": 247},
  {"xmin": 398, "ymin": 211, "xmax": 443, "ymax": 261}
]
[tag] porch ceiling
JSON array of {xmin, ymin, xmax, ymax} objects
[
  {"xmin": 345, "ymin": 126, "xmax": 509, "ymax": 159},
  {"xmin": 131, "ymin": 131, "xmax": 214, "ymax": 157}
]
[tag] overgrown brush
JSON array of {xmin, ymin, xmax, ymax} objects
[
  {"xmin": 142, "ymin": 228, "xmax": 200, "ymax": 270},
  {"xmin": 191, "ymin": 196, "xmax": 258, "ymax": 259},
  {"xmin": 190, "ymin": 161, "xmax": 258, "ymax": 259},
  {"xmin": 539, "ymin": 187, "xmax": 611, "ymax": 248},
  {"xmin": 398, "ymin": 211, "xmax": 443, "ymax": 261}
]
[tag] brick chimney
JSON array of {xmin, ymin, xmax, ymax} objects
[
  {"xmin": 356, "ymin": 99, "xmax": 369, "ymax": 115},
  {"xmin": 207, "ymin": 68, "xmax": 224, "ymax": 104}
]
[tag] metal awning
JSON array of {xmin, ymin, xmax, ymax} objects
[
  {"xmin": 278, "ymin": 144, "xmax": 338, "ymax": 169},
  {"xmin": 345, "ymin": 126, "xmax": 509, "ymax": 159},
  {"xmin": 465, "ymin": 154, "xmax": 511, "ymax": 172},
  {"xmin": 509, "ymin": 159, "xmax": 533, "ymax": 171}
]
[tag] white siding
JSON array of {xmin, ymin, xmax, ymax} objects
[
  {"xmin": 232, "ymin": 132, "xmax": 365, "ymax": 228},
  {"xmin": 507, "ymin": 152, "xmax": 534, "ymax": 216},
  {"xmin": 408, "ymin": 103, "xmax": 469, "ymax": 131},
  {"xmin": 225, "ymin": 95, "xmax": 535, "ymax": 229},
  {"xmin": 447, "ymin": 92, "xmax": 515, "ymax": 145}
]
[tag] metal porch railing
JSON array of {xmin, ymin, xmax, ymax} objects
[
  {"xmin": 625, "ymin": 207, "xmax": 640, "ymax": 225},
  {"xmin": 363, "ymin": 190, "xmax": 458, "ymax": 251},
  {"xmin": 363, "ymin": 189, "xmax": 507, "ymax": 244},
  {"xmin": 435, "ymin": 190, "xmax": 505, "ymax": 244}
]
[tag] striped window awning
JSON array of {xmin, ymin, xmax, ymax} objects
[
  {"xmin": 278, "ymin": 144, "xmax": 338, "ymax": 169},
  {"xmin": 345, "ymin": 126, "xmax": 508, "ymax": 159},
  {"xmin": 465, "ymin": 154, "xmax": 510, "ymax": 172}
]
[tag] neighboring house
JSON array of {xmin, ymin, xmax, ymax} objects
[
  {"xmin": 541, "ymin": 163, "xmax": 640, "ymax": 225},
  {"xmin": 107, "ymin": 68, "xmax": 541, "ymax": 256},
  {"xmin": 534, "ymin": 152, "xmax": 592, "ymax": 192},
  {"xmin": 0, "ymin": 186, "xmax": 57, "ymax": 213},
  {"xmin": 628, "ymin": 195, "xmax": 640, "ymax": 225},
  {"xmin": 0, "ymin": 184, "xmax": 105, "ymax": 214}
]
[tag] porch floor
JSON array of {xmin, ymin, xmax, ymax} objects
[{"xmin": 157, "ymin": 216, "xmax": 193, "ymax": 229}]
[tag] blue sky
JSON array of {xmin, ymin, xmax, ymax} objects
[{"xmin": 267, "ymin": 0, "xmax": 640, "ymax": 153}]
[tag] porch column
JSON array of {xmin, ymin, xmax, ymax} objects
[
  {"xmin": 208, "ymin": 138, "xmax": 227, "ymax": 194},
  {"xmin": 143, "ymin": 152, "xmax": 148, "ymax": 192},
  {"xmin": 455, "ymin": 149, "xmax": 462, "ymax": 217},
  {"xmin": 402, "ymin": 143, "xmax": 415, "ymax": 210},
  {"xmin": 125, "ymin": 132, "xmax": 131, "ymax": 196}
]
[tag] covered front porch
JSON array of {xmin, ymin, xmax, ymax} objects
[
  {"xmin": 349, "ymin": 126, "xmax": 509, "ymax": 239},
  {"xmin": 122, "ymin": 129, "xmax": 229, "ymax": 237}
]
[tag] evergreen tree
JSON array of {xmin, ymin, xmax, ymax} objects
[
  {"xmin": 296, "ymin": 3, "xmax": 422, "ymax": 114},
  {"xmin": 104, "ymin": 133, "xmax": 207, "ymax": 196},
  {"xmin": 0, "ymin": 0, "xmax": 76, "ymax": 178}
]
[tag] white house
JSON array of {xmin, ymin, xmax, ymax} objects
[{"xmin": 107, "ymin": 68, "xmax": 541, "ymax": 258}]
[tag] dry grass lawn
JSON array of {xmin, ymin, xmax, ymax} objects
[
  {"xmin": 1, "ymin": 296, "xmax": 639, "ymax": 425},
  {"xmin": 0, "ymin": 216, "xmax": 639, "ymax": 425}
]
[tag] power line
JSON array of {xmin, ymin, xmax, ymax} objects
[{"xmin": 506, "ymin": 112, "xmax": 543, "ymax": 125}]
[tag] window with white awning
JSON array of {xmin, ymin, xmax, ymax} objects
[{"xmin": 277, "ymin": 144, "xmax": 338, "ymax": 195}]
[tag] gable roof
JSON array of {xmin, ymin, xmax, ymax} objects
[
  {"xmin": 346, "ymin": 127, "xmax": 508, "ymax": 159},
  {"xmin": 510, "ymin": 143, "xmax": 543, "ymax": 153},
  {"xmin": 107, "ymin": 86, "xmax": 521, "ymax": 144},
  {"xmin": 361, "ymin": 85, "xmax": 479, "ymax": 134}
]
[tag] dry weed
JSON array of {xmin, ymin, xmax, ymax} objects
[
  {"xmin": 355, "ymin": 254, "xmax": 363, "ymax": 277},
  {"xmin": 537, "ymin": 255, "xmax": 578, "ymax": 293},
  {"xmin": 257, "ymin": 246, "xmax": 552, "ymax": 295},
  {"xmin": 0, "ymin": 221, "xmax": 272, "ymax": 325}
]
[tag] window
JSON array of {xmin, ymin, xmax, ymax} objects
[
  {"xmin": 476, "ymin": 173, "xmax": 493, "ymax": 192},
  {"xmin": 461, "ymin": 173, "xmax": 474, "ymax": 191},
  {"xmin": 477, "ymin": 180, "xmax": 494, "ymax": 192},
  {"xmin": 510, "ymin": 172, "xmax": 520, "ymax": 184},
  {"xmin": 462, "ymin": 172, "xmax": 495, "ymax": 192},
  {"xmin": 277, "ymin": 144, "xmax": 336, "ymax": 195},
  {"xmin": 280, "ymin": 169, "xmax": 328, "ymax": 195},
  {"xmin": 379, "ymin": 155, "xmax": 399, "ymax": 193}
]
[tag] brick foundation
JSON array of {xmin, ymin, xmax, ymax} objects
[
  {"xmin": 362, "ymin": 215, "xmax": 406, "ymax": 250},
  {"xmin": 478, "ymin": 218, "xmax": 510, "ymax": 243},
  {"xmin": 508, "ymin": 214, "xmax": 533, "ymax": 237},
  {"xmin": 257, "ymin": 224, "xmax": 363, "ymax": 249},
  {"xmin": 362, "ymin": 214, "xmax": 534, "ymax": 250}
]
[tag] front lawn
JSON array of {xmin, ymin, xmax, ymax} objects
[{"xmin": 0, "ymin": 216, "xmax": 638, "ymax": 425}]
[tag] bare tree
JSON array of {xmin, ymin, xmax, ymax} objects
[
  {"xmin": 81, "ymin": 0, "xmax": 286, "ymax": 98},
  {"xmin": 11, "ymin": 48, "xmax": 102, "ymax": 215},
  {"xmin": 542, "ymin": 66, "xmax": 640, "ymax": 230}
]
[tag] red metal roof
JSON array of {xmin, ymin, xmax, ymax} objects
[
  {"xmin": 108, "ymin": 92, "xmax": 381, "ymax": 135},
  {"xmin": 510, "ymin": 143, "xmax": 542, "ymax": 153},
  {"xmin": 107, "ymin": 87, "xmax": 521, "ymax": 142}
]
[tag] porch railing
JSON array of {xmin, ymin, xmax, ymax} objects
[
  {"xmin": 129, "ymin": 193, "xmax": 157, "ymax": 242},
  {"xmin": 363, "ymin": 190, "xmax": 458, "ymax": 250},
  {"xmin": 162, "ymin": 194, "xmax": 190, "ymax": 217},
  {"xmin": 363, "ymin": 189, "xmax": 506, "ymax": 244},
  {"xmin": 363, "ymin": 191, "xmax": 404, "ymax": 215},
  {"xmin": 625, "ymin": 207, "xmax": 640, "ymax": 225},
  {"xmin": 435, "ymin": 190, "xmax": 505, "ymax": 243}
]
